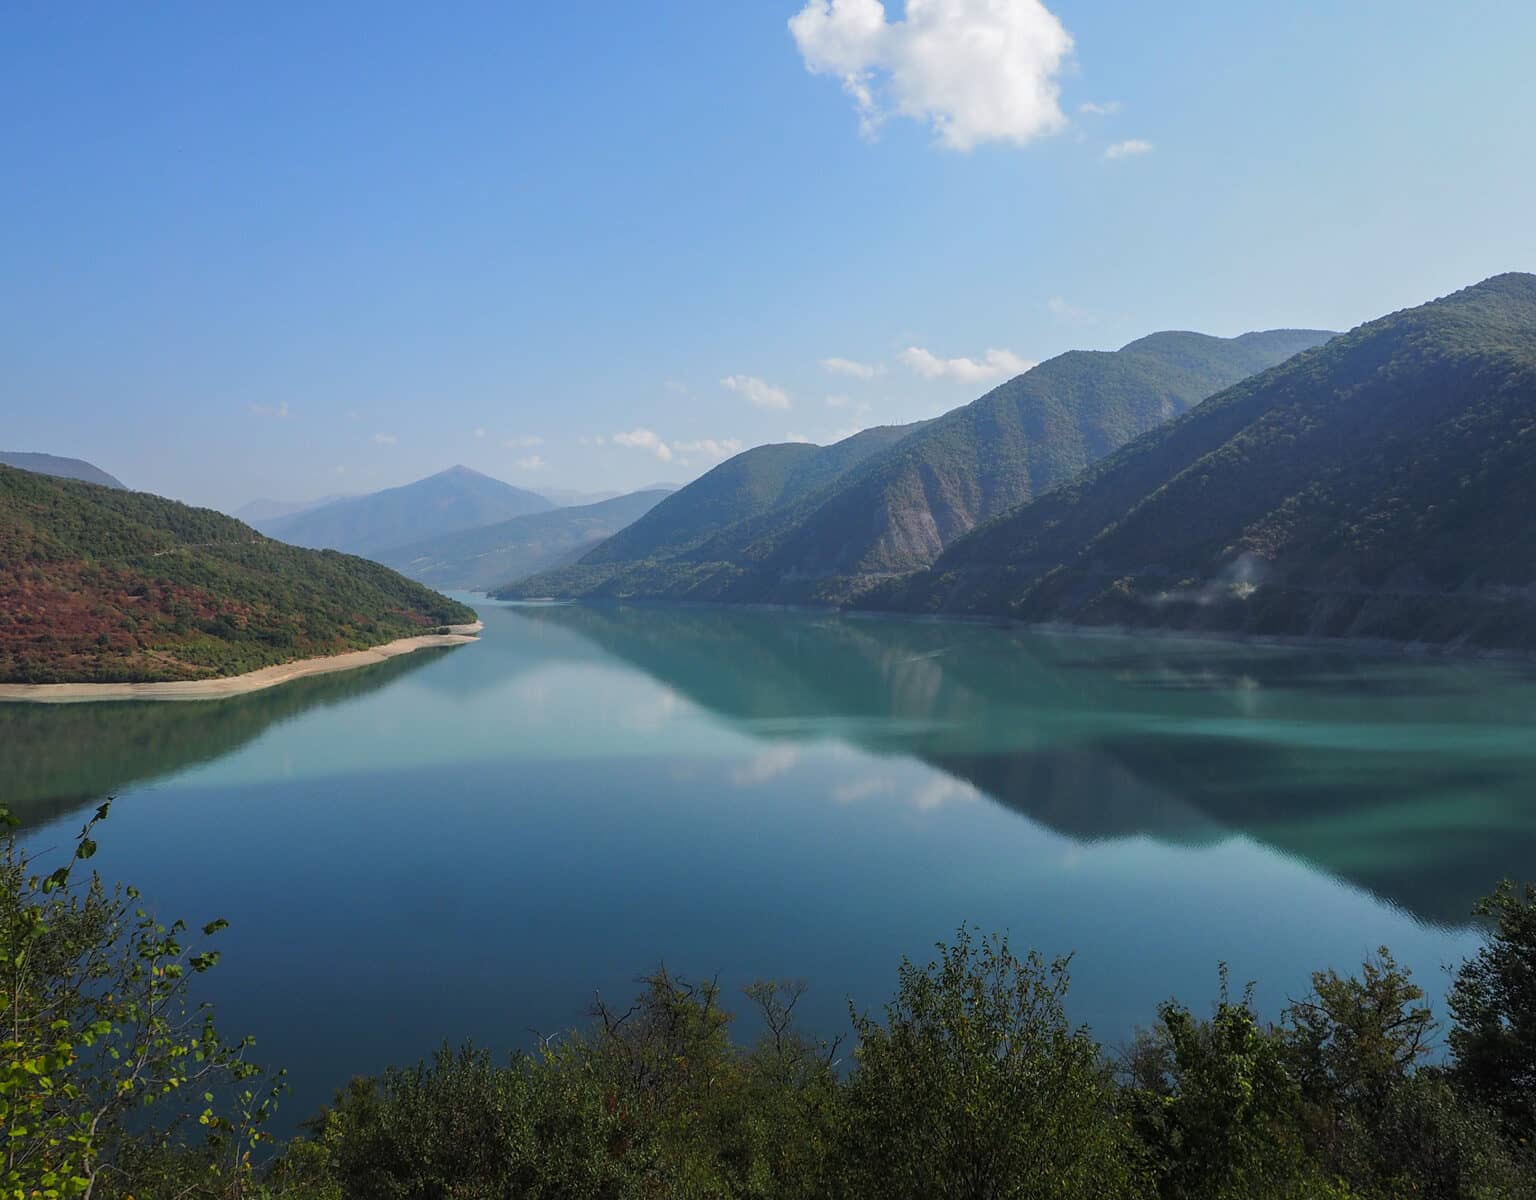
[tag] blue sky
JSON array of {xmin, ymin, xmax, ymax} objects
[{"xmin": 4, "ymin": 0, "xmax": 1534, "ymax": 511}]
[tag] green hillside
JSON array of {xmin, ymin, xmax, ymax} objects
[
  {"xmin": 503, "ymin": 329, "xmax": 1331, "ymax": 604},
  {"xmin": 512, "ymin": 424, "xmax": 923, "ymax": 596},
  {"xmin": 886, "ymin": 273, "xmax": 1536, "ymax": 651},
  {"xmin": 0, "ymin": 465, "xmax": 476, "ymax": 683},
  {"xmin": 375, "ymin": 488, "xmax": 673, "ymax": 591}
]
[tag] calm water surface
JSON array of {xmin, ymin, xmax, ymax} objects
[{"xmin": 9, "ymin": 601, "xmax": 1536, "ymax": 1121}]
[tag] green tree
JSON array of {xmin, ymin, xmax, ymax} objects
[
  {"xmin": 0, "ymin": 803, "xmax": 280, "ymax": 1199},
  {"xmin": 1449, "ymin": 880, "xmax": 1536, "ymax": 1139},
  {"xmin": 836, "ymin": 927, "xmax": 1142, "ymax": 1200},
  {"xmin": 1124, "ymin": 969, "xmax": 1325, "ymax": 1200}
]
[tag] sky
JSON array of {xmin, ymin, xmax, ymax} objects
[{"xmin": 4, "ymin": 0, "xmax": 1535, "ymax": 512}]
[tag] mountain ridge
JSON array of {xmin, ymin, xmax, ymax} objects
[
  {"xmin": 258, "ymin": 465, "xmax": 552, "ymax": 556},
  {"xmin": 872, "ymin": 273, "xmax": 1536, "ymax": 653},
  {"xmin": 500, "ymin": 327, "xmax": 1333, "ymax": 604}
]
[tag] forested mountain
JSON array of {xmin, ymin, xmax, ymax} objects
[
  {"xmin": 883, "ymin": 273, "xmax": 1536, "ymax": 652},
  {"xmin": 502, "ymin": 329, "xmax": 1331, "ymax": 604},
  {"xmin": 258, "ymin": 465, "xmax": 552, "ymax": 556},
  {"xmin": 0, "ymin": 451, "xmax": 124, "ymax": 489},
  {"xmin": 0, "ymin": 465, "xmax": 474, "ymax": 683},
  {"xmin": 507, "ymin": 424, "xmax": 926, "ymax": 595},
  {"xmin": 376, "ymin": 488, "xmax": 674, "ymax": 591}
]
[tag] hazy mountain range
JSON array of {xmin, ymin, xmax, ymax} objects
[
  {"xmin": 373, "ymin": 489, "xmax": 674, "ymax": 592},
  {"xmin": 252, "ymin": 465, "xmax": 554, "ymax": 556},
  {"xmin": 0, "ymin": 451, "xmax": 125, "ymax": 490}
]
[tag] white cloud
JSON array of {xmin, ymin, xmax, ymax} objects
[
  {"xmin": 1104, "ymin": 138, "xmax": 1154, "ymax": 159},
  {"xmin": 613, "ymin": 428, "xmax": 674, "ymax": 462},
  {"xmin": 721, "ymin": 374, "xmax": 792, "ymax": 410},
  {"xmin": 372, "ymin": 432, "xmax": 398, "ymax": 446},
  {"xmin": 1047, "ymin": 296, "xmax": 1094, "ymax": 323},
  {"xmin": 513, "ymin": 455, "xmax": 548, "ymax": 471},
  {"xmin": 472, "ymin": 426, "xmax": 487, "ymax": 439},
  {"xmin": 249, "ymin": 402, "xmax": 291, "ymax": 419},
  {"xmin": 821, "ymin": 355, "xmax": 880, "ymax": 379},
  {"xmin": 789, "ymin": 0, "xmax": 1074, "ymax": 151},
  {"xmin": 504, "ymin": 434, "xmax": 544, "ymax": 449},
  {"xmin": 786, "ymin": 432, "xmax": 814, "ymax": 444},
  {"xmin": 900, "ymin": 345, "xmax": 1034, "ymax": 382},
  {"xmin": 1079, "ymin": 99, "xmax": 1121, "ymax": 115},
  {"xmin": 673, "ymin": 438, "xmax": 743, "ymax": 460},
  {"xmin": 577, "ymin": 434, "xmax": 607, "ymax": 447}
]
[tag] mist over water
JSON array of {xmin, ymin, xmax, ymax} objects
[{"xmin": 11, "ymin": 601, "xmax": 1535, "ymax": 1122}]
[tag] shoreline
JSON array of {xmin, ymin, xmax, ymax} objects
[{"xmin": 0, "ymin": 622, "xmax": 485, "ymax": 705}]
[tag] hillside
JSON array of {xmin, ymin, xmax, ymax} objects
[
  {"xmin": 885, "ymin": 273, "xmax": 1536, "ymax": 652},
  {"xmin": 0, "ymin": 451, "xmax": 124, "ymax": 489},
  {"xmin": 0, "ymin": 465, "xmax": 475, "ymax": 684},
  {"xmin": 259, "ymin": 465, "xmax": 552, "ymax": 556},
  {"xmin": 502, "ymin": 329, "xmax": 1331, "ymax": 604},
  {"xmin": 376, "ymin": 488, "xmax": 673, "ymax": 591},
  {"xmin": 512, "ymin": 424, "xmax": 924, "ymax": 595}
]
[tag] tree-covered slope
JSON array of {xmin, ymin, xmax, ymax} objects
[
  {"xmin": 0, "ymin": 465, "xmax": 475, "ymax": 683},
  {"xmin": 888, "ymin": 273, "xmax": 1536, "ymax": 651},
  {"xmin": 0, "ymin": 451, "xmax": 125, "ymax": 489},
  {"xmin": 259, "ymin": 465, "xmax": 553, "ymax": 556},
  {"xmin": 375, "ymin": 488, "xmax": 674, "ymax": 591},
  {"xmin": 503, "ymin": 329, "xmax": 1332, "ymax": 604},
  {"xmin": 508, "ymin": 425, "xmax": 923, "ymax": 596}
]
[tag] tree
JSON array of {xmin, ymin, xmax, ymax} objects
[
  {"xmin": 836, "ymin": 927, "xmax": 1142, "ymax": 1200},
  {"xmin": 0, "ymin": 803, "xmax": 281, "ymax": 1199},
  {"xmin": 1449, "ymin": 880, "xmax": 1536, "ymax": 1139}
]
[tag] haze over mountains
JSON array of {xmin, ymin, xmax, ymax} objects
[
  {"xmin": 374, "ymin": 489, "xmax": 674, "ymax": 591},
  {"xmin": 0, "ymin": 451, "xmax": 125, "ymax": 490},
  {"xmin": 501, "ymin": 328, "xmax": 1333, "ymax": 604},
  {"xmin": 254, "ymin": 465, "xmax": 553, "ymax": 556},
  {"xmin": 881, "ymin": 273, "xmax": 1536, "ymax": 652}
]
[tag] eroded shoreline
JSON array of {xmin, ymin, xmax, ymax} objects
[{"xmin": 0, "ymin": 622, "xmax": 485, "ymax": 704}]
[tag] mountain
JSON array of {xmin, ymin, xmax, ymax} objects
[
  {"xmin": 257, "ymin": 466, "xmax": 553, "ymax": 556},
  {"xmin": 506, "ymin": 424, "xmax": 928, "ymax": 596},
  {"xmin": 375, "ymin": 489, "xmax": 674, "ymax": 591},
  {"xmin": 883, "ymin": 273, "xmax": 1536, "ymax": 653},
  {"xmin": 0, "ymin": 465, "xmax": 475, "ymax": 684},
  {"xmin": 501, "ymin": 329, "xmax": 1333, "ymax": 604},
  {"xmin": 233, "ymin": 493, "xmax": 356, "ymax": 524},
  {"xmin": 0, "ymin": 451, "xmax": 124, "ymax": 489}
]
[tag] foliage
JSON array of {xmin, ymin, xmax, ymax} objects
[
  {"xmin": 0, "ymin": 804, "xmax": 281, "ymax": 1199},
  {"xmin": 837, "ymin": 928, "xmax": 1141, "ymax": 1199},
  {"xmin": 0, "ymin": 465, "xmax": 475, "ymax": 683},
  {"xmin": 8, "ymin": 813, "xmax": 1534, "ymax": 1199},
  {"xmin": 1449, "ymin": 880, "xmax": 1536, "ymax": 1138}
]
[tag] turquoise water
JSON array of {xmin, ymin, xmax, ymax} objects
[{"xmin": 9, "ymin": 600, "xmax": 1535, "ymax": 1122}]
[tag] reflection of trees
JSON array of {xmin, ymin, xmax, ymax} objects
[
  {"xmin": 1, "ymin": 646, "xmax": 456, "ymax": 828},
  {"xmin": 513, "ymin": 603, "xmax": 1536, "ymax": 927}
]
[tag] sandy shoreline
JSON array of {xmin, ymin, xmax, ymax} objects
[{"xmin": 0, "ymin": 622, "xmax": 485, "ymax": 704}]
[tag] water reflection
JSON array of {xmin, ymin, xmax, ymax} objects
[
  {"xmin": 506, "ymin": 603, "xmax": 1536, "ymax": 928},
  {"xmin": 0, "ymin": 645, "xmax": 457, "ymax": 827}
]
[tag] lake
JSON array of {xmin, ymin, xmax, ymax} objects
[{"xmin": 9, "ymin": 600, "xmax": 1536, "ymax": 1123}]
